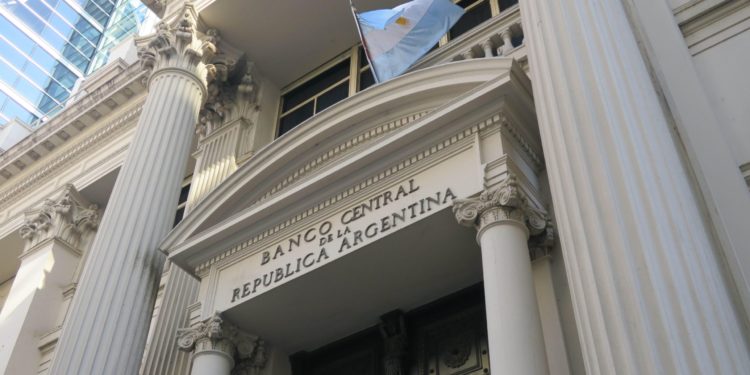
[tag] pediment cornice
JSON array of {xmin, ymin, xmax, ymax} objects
[{"xmin": 163, "ymin": 58, "xmax": 534, "ymax": 273}]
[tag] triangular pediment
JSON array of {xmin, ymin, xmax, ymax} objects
[{"xmin": 163, "ymin": 58, "xmax": 533, "ymax": 273}]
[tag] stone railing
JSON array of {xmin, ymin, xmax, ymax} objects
[{"xmin": 411, "ymin": 5, "xmax": 525, "ymax": 70}]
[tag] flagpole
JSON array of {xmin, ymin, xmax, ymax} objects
[{"xmin": 349, "ymin": 0, "xmax": 379, "ymax": 83}]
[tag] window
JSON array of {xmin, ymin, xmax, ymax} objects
[
  {"xmin": 173, "ymin": 182, "xmax": 191, "ymax": 227},
  {"xmin": 447, "ymin": 0, "xmax": 518, "ymax": 41},
  {"xmin": 276, "ymin": 0, "xmax": 519, "ymax": 137},
  {"xmin": 278, "ymin": 57, "xmax": 350, "ymax": 137}
]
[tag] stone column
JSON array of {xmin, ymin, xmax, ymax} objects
[
  {"xmin": 48, "ymin": 5, "xmax": 216, "ymax": 375},
  {"xmin": 141, "ymin": 54, "xmax": 261, "ymax": 375},
  {"xmin": 0, "ymin": 185, "xmax": 99, "ymax": 375},
  {"xmin": 454, "ymin": 175, "xmax": 549, "ymax": 375},
  {"xmin": 177, "ymin": 313, "xmax": 267, "ymax": 375},
  {"xmin": 518, "ymin": 0, "xmax": 750, "ymax": 373}
]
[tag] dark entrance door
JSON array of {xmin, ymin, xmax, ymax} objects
[{"xmin": 290, "ymin": 284, "xmax": 490, "ymax": 375}]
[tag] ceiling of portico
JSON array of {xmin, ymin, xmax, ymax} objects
[
  {"xmin": 199, "ymin": 0, "xmax": 403, "ymax": 87},
  {"xmin": 223, "ymin": 209, "xmax": 483, "ymax": 353}
]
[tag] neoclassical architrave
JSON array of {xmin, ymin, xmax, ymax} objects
[
  {"xmin": 189, "ymin": 110, "xmax": 496, "ymax": 275},
  {"xmin": 0, "ymin": 99, "xmax": 144, "ymax": 214},
  {"xmin": 453, "ymin": 173, "xmax": 549, "ymax": 241},
  {"xmin": 177, "ymin": 312, "xmax": 267, "ymax": 373},
  {"xmin": 18, "ymin": 184, "xmax": 99, "ymax": 252}
]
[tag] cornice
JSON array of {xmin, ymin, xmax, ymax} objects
[
  {"xmin": 0, "ymin": 104, "xmax": 144, "ymax": 211},
  {"xmin": 0, "ymin": 63, "xmax": 146, "ymax": 181},
  {"xmin": 191, "ymin": 112, "xmax": 499, "ymax": 275},
  {"xmin": 250, "ymin": 110, "xmax": 430, "ymax": 209},
  {"xmin": 163, "ymin": 59, "xmax": 526, "ymax": 253}
]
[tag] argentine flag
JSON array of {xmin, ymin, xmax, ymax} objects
[{"xmin": 353, "ymin": 0, "xmax": 464, "ymax": 83}]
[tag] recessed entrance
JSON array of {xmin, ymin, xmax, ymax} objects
[
  {"xmin": 290, "ymin": 284, "xmax": 489, "ymax": 375},
  {"xmin": 223, "ymin": 208, "xmax": 483, "ymax": 354}
]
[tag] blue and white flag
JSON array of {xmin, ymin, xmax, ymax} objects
[{"xmin": 353, "ymin": 0, "xmax": 463, "ymax": 83}]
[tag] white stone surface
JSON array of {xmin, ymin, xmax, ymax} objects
[
  {"xmin": 140, "ymin": 264, "xmax": 198, "ymax": 375},
  {"xmin": 519, "ymin": 0, "xmax": 750, "ymax": 373},
  {"xmin": 191, "ymin": 350, "xmax": 233, "ymax": 375},
  {"xmin": 624, "ymin": 0, "xmax": 750, "ymax": 317},
  {"xmin": 480, "ymin": 222, "xmax": 548, "ymax": 374},
  {"xmin": 692, "ymin": 28, "xmax": 750, "ymax": 167},
  {"xmin": 48, "ymin": 6, "xmax": 212, "ymax": 374},
  {"xmin": 0, "ymin": 185, "xmax": 97, "ymax": 375}
]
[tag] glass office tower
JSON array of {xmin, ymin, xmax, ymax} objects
[{"xmin": 0, "ymin": 0, "xmax": 149, "ymax": 127}]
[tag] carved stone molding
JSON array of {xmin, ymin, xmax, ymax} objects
[
  {"xmin": 137, "ymin": 3, "xmax": 216, "ymax": 88},
  {"xmin": 453, "ymin": 174, "xmax": 548, "ymax": 239},
  {"xmin": 18, "ymin": 184, "xmax": 99, "ymax": 251},
  {"xmin": 196, "ymin": 56, "xmax": 261, "ymax": 140},
  {"xmin": 141, "ymin": 0, "xmax": 166, "ymax": 17},
  {"xmin": 177, "ymin": 312, "xmax": 267, "ymax": 370}
]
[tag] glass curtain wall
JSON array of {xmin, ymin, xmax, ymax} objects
[{"xmin": 0, "ymin": 0, "xmax": 149, "ymax": 127}]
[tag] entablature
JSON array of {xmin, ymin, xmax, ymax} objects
[
  {"xmin": 163, "ymin": 58, "xmax": 540, "ymax": 282},
  {"xmin": 0, "ymin": 60, "xmax": 147, "ymax": 185}
]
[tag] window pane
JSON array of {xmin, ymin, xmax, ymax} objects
[
  {"xmin": 359, "ymin": 68, "xmax": 375, "ymax": 91},
  {"xmin": 173, "ymin": 206, "xmax": 185, "ymax": 227},
  {"xmin": 178, "ymin": 184, "xmax": 191, "ymax": 204},
  {"xmin": 279, "ymin": 101, "xmax": 314, "ymax": 136},
  {"xmin": 449, "ymin": 0, "xmax": 492, "ymax": 40},
  {"xmin": 282, "ymin": 58, "xmax": 350, "ymax": 112},
  {"xmin": 0, "ymin": 95, "xmax": 38, "ymax": 124},
  {"xmin": 499, "ymin": 0, "xmax": 519, "ymax": 11},
  {"xmin": 316, "ymin": 81, "xmax": 349, "ymax": 113},
  {"xmin": 358, "ymin": 46, "xmax": 369, "ymax": 68}
]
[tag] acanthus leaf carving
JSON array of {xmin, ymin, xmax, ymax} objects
[
  {"xmin": 196, "ymin": 57, "xmax": 261, "ymax": 140},
  {"xmin": 452, "ymin": 173, "xmax": 551, "ymax": 240},
  {"xmin": 177, "ymin": 312, "xmax": 267, "ymax": 372},
  {"xmin": 19, "ymin": 184, "xmax": 99, "ymax": 251},
  {"xmin": 137, "ymin": 3, "xmax": 216, "ymax": 87}
]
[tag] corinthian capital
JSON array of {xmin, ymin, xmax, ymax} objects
[
  {"xmin": 177, "ymin": 312, "xmax": 267, "ymax": 370},
  {"xmin": 196, "ymin": 59, "xmax": 261, "ymax": 139},
  {"xmin": 19, "ymin": 184, "xmax": 99, "ymax": 252},
  {"xmin": 137, "ymin": 3, "xmax": 216, "ymax": 87},
  {"xmin": 453, "ymin": 174, "xmax": 548, "ymax": 238}
]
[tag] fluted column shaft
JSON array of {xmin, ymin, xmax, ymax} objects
[
  {"xmin": 519, "ymin": 0, "xmax": 750, "ymax": 373},
  {"xmin": 0, "ymin": 186, "xmax": 98, "ymax": 375},
  {"xmin": 49, "ymin": 7, "xmax": 212, "ymax": 374},
  {"xmin": 454, "ymin": 176, "xmax": 549, "ymax": 374},
  {"xmin": 140, "ymin": 264, "xmax": 199, "ymax": 374},
  {"xmin": 142, "ymin": 63, "xmax": 260, "ymax": 374}
]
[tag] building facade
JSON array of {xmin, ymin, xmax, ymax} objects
[{"xmin": 1, "ymin": 0, "xmax": 750, "ymax": 374}]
